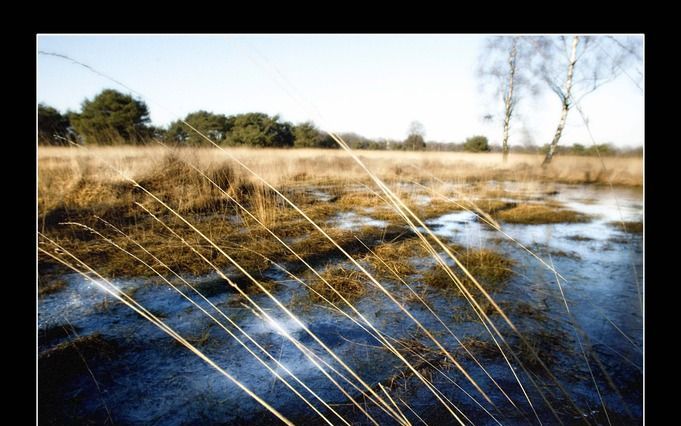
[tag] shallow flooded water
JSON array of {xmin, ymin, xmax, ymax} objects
[{"xmin": 38, "ymin": 183, "xmax": 643, "ymax": 425}]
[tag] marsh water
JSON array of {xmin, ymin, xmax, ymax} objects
[{"xmin": 38, "ymin": 183, "xmax": 643, "ymax": 425}]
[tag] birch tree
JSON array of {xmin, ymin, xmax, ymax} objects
[
  {"xmin": 479, "ymin": 36, "xmax": 538, "ymax": 162},
  {"xmin": 533, "ymin": 35, "xmax": 642, "ymax": 165}
]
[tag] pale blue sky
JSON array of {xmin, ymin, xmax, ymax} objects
[{"xmin": 37, "ymin": 34, "xmax": 644, "ymax": 147}]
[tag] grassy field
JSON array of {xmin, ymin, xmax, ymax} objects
[
  {"xmin": 37, "ymin": 145, "xmax": 643, "ymax": 424},
  {"xmin": 39, "ymin": 146, "xmax": 643, "ymax": 188},
  {"xmin": 38, "ymin": 146, "xmax": 641, "ymax": 280}
]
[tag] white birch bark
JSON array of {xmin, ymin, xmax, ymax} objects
[{"xmin": 542, "ymin": 35, "xmax": 579, "ymax": 166}]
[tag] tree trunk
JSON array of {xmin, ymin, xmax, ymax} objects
[
  {"xmin": 542, "ymin": 102, "xmax": 570, "ymax": 165},
  {"xmin": 542, "ymin": 35, "xmax": 579, "ymax": 166},
  {"xmin": 502, "ymin": 38, "xmax": 517, "ymax": 163}
]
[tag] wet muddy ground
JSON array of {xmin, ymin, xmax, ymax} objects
[{"xmin": 38, "ymin": 182, "xmax": 643, "ymax": 425}]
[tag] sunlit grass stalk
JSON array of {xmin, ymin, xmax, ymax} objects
[
  {"xmin": 379, "ymin": 384, "xmax": 411, "ymax": 426},
  {"xmin": 549, "ymin": 256, "xmax": 636, "ymax": 421},
  {"xmin": 132, "ymin": 203, "xmax": 390, "ymax": 425},
  {"xmin": 62, "ymin": 137, "xmax": 402, "ymax": 424},
  {"xmin": 399, "ymin": 398, "xmax": 429, "ymax": 426},
  {"xmin": 387, "ymin": 334, "xmax": 505, "ymax": 426},
  {"xmin": 37, "ymin": 236, "xmax": 294, "ymax": 426},
  {"xmin": 65, "ymin": 220, "xmax": 347, "ymax": 426},
  {"xmin": 359, "ymin": 239, "xmax": 523, "ymax": 418},
  {"xmin": 549, "ymin": 255, "xmax": 611, "ymax": 426},
  {"xmin": 101, "ymin": 224, "xmax": 404, "ymax": 426},
  {"xmin": 238, "ymin": 247, "xmax": 495, "ymax": 424},
  {"xmin": 326, "ymin": 130, "xmax": 594, "ymax": 424},
  {"xmin": 175, "ymin": 155, "xmax": 488, "ymax": 418}
]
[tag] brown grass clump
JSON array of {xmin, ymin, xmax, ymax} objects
[
  {"xmin": 364, "ymin": 238, "xmax": 430, "ymax": 277},
  {"xmin": 377, "ymin": 335, "xmax": 450, "ymax": 390},
  {"xmin": 496, "ymin": 203, "xmax": 589, "ymax": 224},
  {"xmin": 423, "ymin": 248, "xmax": 514, "ymax": 294},
  {"xmin": 415, "ymin": 200, "xmax": 465, "ymax": 220},
  {"xmin": 461, "ymin": 248, "xmax": 515, "ymax": 284},
  {"xmin": 420, "ymin": 266, "xmax": 452, "ymax": 289},
  {"xmin": 307, "ymin": 265, "xmax": 367, "ymax": 304},
  {"xmin": 610, "ymin": 220, "xmax": 643, "ymax": 234},
  {"xmin": 364, "ymin": 199, "xmax": 470, "ymax": 225}
]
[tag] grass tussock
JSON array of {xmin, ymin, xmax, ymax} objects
[
  {"xmin": 377, "ymin": 336, "xmax": 446, "ymax": 390},
  {"xmin": 364, "ymin": 238, "xmax": 430, "ymax": 277},
  {"xmin": 496, "ymin": 203, "xmax": 589, "ymax": 224},
  {"xmin": 308, "ymin": 265, "xmax": 367, "ymax": 304},
  {"xmin": 422, "ymin": 247, "xmax": 514, "ymax": 293}
]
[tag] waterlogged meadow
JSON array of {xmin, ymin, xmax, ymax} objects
[{"xmin": 38, "ymin": 147, "xmax": 642, "ymax": 425}]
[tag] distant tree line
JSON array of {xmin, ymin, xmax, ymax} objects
[
  {"xmin": 38, "ymin": 89, "xmax": 336, "ymax": 149},
  {"xmin": 38, "ymin": 89, "xmax": 641, "ymax": 156}
]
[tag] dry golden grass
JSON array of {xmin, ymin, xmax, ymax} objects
[
  {"xmin": 38, "ymin": 146, "xmax": 643, "ymax": 190},
  {"xmin": 307, "ymin": 265, "xmax": 368, "ymax": 304},
  {"xmin": 422, "ymin": 248, "xmax": 515, "ymax": 293},
  {"xmin": 364, "ymin": 238, "xmax": 431, "ymax": 277},
  {"xmin": 495, "ymin": 204, "xmax": 590, "ymax": 224},
  {"xmin": 37, "ymin": 146, "xmax": 638, "ymax": 286}
]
